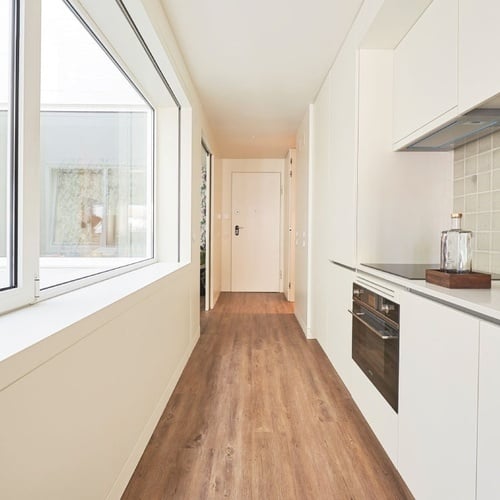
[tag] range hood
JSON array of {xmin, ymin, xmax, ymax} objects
[{"xmin": 405, "ymin": 109, "xmax": 500, "ymax": 151}]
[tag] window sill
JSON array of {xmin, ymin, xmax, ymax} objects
[{"xmin": 0, "ymin": 261, "xmax": 188, "ymax": 391}]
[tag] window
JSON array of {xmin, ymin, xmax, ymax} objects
[
  {"xmin": 0, "ymin": 0, "xmax": 17, "ymax": 291},
  {"xmin": 0, "ymin": 0, "xmax": 184, "ymax": 315},
  {"xmin": 39, "ymin": 0, "xmax": 154, "ymax": 289}
]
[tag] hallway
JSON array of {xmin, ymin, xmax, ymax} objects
[{"xmin": 123, "ymin": 293, "xmax": 412, "ymax": 499}]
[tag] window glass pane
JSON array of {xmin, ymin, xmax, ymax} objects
[
  {"xmin": 40, "ymin": 0, "xmax": 153, "ymax": 289},
  {"xmin": 0, "ymin": 0, "xmax": 14, "ymax": 290}
]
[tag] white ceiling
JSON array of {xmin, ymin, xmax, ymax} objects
[{"xmin": 160, "ymin": 0, "xmax": 363, "ymax": 158}]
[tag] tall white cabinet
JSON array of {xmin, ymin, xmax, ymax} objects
[
  {"xmin": 398, "ymin": 291, "xmax": 479, "ymax": 500},
  {"xmin": 329, "ymin": 49, "xmax": 358, "ymax": 269}
]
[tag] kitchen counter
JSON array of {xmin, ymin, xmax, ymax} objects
[{"xmin": 356, "ymin": 264, "xmax": 500, "ymax": 325}]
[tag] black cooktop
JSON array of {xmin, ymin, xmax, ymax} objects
[{"xmin": 362, "ymin": 263, "xmax": 500, "ymax": 280}]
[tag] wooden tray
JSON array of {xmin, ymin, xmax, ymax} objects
[{"xmin": 425, "ymin": 269, "xmax": 491, "ymax": 289}]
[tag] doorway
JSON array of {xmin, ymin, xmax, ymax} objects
[
  {"xmin": 231, "ymin": 171, "xmax": 281, "ymax": 292},
  {"xmin": 200, "ymin": 141, "xmax": 212, "ymax": 311}
]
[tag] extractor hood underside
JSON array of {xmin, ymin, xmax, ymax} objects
[{"xmin": 405, "ymin": 109, "xmax": 500, "ymax": 151}]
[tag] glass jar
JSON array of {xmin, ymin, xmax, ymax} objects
[{"xmin": 440, "ymin": 213, "xmax": 472, "ymax": 273}]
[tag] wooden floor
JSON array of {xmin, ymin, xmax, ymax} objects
[{"xmin": 123, "ymin": 292, "xmax": 412, "ymax": 499}]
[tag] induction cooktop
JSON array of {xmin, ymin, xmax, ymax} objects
[{"xmin": 362, "ymin": 263, "xmax": 500, "ymax": 280}]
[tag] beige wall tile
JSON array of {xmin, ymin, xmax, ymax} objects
[
  {"xmin": 465, "ymin": 175, "xmax": 477, "ymax": 194},
  {"xmin": 491, "ymin": 253, "xmax": 500, "ymax": 273},
  {"xmin": 492, "ymin": 170, "xmax": 500, "ymax": 190},
  {"xmin": 477, "ymin": 213, "xmax": 491, "ymax": 231},
  {"xmin": 492, "ymin": 191, "xmax": 500, "ymax": 211},
  {"xmin": 479, "ymin": 135, "xmax": 492, "ymax": 153},
  {"xmin": 473, "ymin": 251, "xmax": 490, "ymax": 273},
  {"xmin": 493, "ymin": 130, "xmax": 500, "ymax": 149},
  {"xmin": 465, "ymin": 139, "xmax": 479, "ymax": 157},
  {"xmin": 477, "ymin": 232, "xmax": 490, "ymax": 251},
  {"xmin": 463, "ymin": 213, "xmax": 476, "ymax": 231},
  {"xmin": 478, "ymin": 172, "xmax": 491, "ymax": 192},
  {"xmin": 465, "ymin": 194, "xmax": 478, "ymax": 212},
  {"xmin": 454, "ymin": 160, "xmax": 465, "ymax": 178},
  {"xmin": 493, "ymin": 149, "xmax": 500, "ymax": 169},
  {"xmin": 478, "ymin": 152, "xmax": 492, "ymax": 172},
  {"xmin": 454, "ymin": 196, "xmax": 464, "ymax": 213},
  {"xmin": 455, "ymin": 145, "xmax": 465, "ymax": 161},
  {"xmin": 492, "ymin": 232, "xmax": 500, "ymax": 252},
  {"xmin": 478, "ymin": 192, "xmax": 491, "ymax": 212},
  {"xmin": 453, "ymin": 132, "xmax": 500, "ymax": 270},
  {"xmin": 492, "ymin": 212, "xmax": 500, "ymax": 231},
  {"xmin": 465, "ymin": 156, "xmax": 477, "ymax": 176}
]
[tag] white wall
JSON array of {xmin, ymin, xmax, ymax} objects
[
  {"xmin": 220, "ymin": 158, "xmax": 285, "ymax": 291},
  {"xmin": 0, "ymin": 267, "xmax": 197, "ymax": 500},
  {"xmin": 0, "ymin": 0, "xmax": 219, "ymax": 498},
  {"xmin": 294, "ymin": 109, "xmax": 311, "ymax": 336},
  {"xmin": 356, "ymin": 49, "xmax": 453, "ymax": 264}
]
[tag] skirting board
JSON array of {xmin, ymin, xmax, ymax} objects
[
  {"xmin": 106, "ymin": 327, "xmax": 200, "ymax": 499},
  {"xmin": 295, "ymin": 312, "xmax": 312, "ymax": 339}
]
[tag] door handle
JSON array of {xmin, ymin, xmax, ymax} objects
[{"xmin": 234, "ymin": 224, "xmax": 244, "ymax": 236}]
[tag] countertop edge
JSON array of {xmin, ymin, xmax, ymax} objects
[{"xmin": 355, "ymin": 264, "xmax": 500, "ymax": 325}]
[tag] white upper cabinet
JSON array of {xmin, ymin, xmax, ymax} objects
[
  {"xmin": 393, "ymin": 0, "xmax": 458, "ymax": 148},
  {"xmin": 458, "ymin": 0, "xmax": 500, "ymax": 112},
  {"xmin": 398, "ymin": 291, "xmax": 479, "ymax": 500}
]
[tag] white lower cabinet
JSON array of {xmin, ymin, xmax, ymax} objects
[
  {"xmin": 477, "ymin": 321, "xmax": 500, "ymax": 499},
  {"xmin": 398, "ymin": 291, "xmax": 479, "ymax": 500},
  {"xmin": 325, "ymin": 263, "xmax": 354, "ymax": 386}
]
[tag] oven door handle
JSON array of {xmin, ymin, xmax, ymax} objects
[{"xmin": 348, "ymin": 309, "xmax": 398, "ymax": 340}]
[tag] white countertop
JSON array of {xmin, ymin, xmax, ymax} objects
[{"xmin": 356, "ymin": 264, "xmax": 500, "ymax": 324}]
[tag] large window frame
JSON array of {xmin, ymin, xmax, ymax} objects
[{"xmin": 0, "ymin": 0, "xmax": 184, "ymax": 314}]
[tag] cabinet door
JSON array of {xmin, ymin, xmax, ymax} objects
[
  {"xmin": 459, "ymin": 0, "xmax": 500, "ymax": 112},
  {"xmin": 393, "ymin": 0, "xmax": 458, "ymax": 145},
  {"xmin": 329, "ymin": 50, "xmax": 357, "ymax": 268},
  {"xmin": 398, "ymin": 291, "xmax": 479, "ymax": 500},
  {"xmin": 323, "ymin": 263, "xmax": 353, "ymax": 386},
  {"xmin": 477, "ymin": 321, "xmax": 500, "ymax": 499}
]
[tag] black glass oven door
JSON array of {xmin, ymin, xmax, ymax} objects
[{"xmin": 350, "ymin": 305, "xmax": 399, "ymax": 412}]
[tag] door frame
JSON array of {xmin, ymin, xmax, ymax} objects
[
  {"xmin": 284, "ymin": 149, "xmax": 296, "ymax": 301},
  {"xmin": 201, "ymin": 140, "xmax": 212, "ymax": 311}
]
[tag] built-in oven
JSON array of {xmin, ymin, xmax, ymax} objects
[{"xmin": 350, "ymin": 283, "xmax": 400, "ymax": 412}]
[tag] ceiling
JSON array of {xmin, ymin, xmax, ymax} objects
[{"xmin": 160, "ymin": 0, "xmax": 363, "ymax": 158}]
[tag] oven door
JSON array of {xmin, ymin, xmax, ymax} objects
[{"xmin": 351, "ymin": 303, "xmax": 399, "ymax": 412}]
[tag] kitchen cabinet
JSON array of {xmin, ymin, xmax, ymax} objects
[
  {"xmin": 477, "ymin": 321, "xmax": 500, "ymax": 499},
  {"xmin": 398, "ymin": 291, "xmax": 479, "ymax": 500},
  {"xmin": 329, "ymin": 49, "xmax": 357, "ymax": 268},
  {"xmin": 323, "ymin": 262, "xmax": 353, "ymax": 386},
  {"xmin": 393, "ymin": 0, "xmax": 458, "ymax": 148},
  {"xmin": 458, "ymin": 0, "xmax": 500, "ymax": 112},
  {"xmin": 348, "ymin": 276, "xmax": 400, "ymax": 466}
]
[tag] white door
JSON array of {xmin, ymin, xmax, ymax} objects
[{"xmin": 231, "ymin": 172, "xmax": 281, "ymax": 292}]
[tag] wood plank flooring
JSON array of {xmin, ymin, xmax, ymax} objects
[{"xmin": 122, "ymin": 292, "xmax": 413, "ymax": 499}]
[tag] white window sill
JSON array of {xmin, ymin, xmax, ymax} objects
[{"xmin": 0, "ymin": 261, "xmax": 188, "ymax": 391}]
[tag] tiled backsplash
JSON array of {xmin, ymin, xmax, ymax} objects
[{"xmin": 453, "ymin": 131, "xmax": 500, "ymax": 273}]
